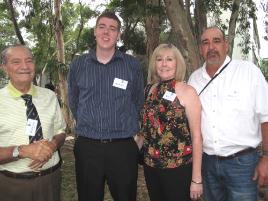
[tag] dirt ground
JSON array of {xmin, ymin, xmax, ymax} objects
[
  {"xmin": 60, "ymin": 142, "xmax": 150, "ymax": 201},
  {"xmin": 60, "ymin": 140, "xmax": 268, "ymax": 201}
]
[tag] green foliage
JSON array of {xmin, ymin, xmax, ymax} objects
[
  {"xmin": 261, "ymin": 2, "xmax": 268, "ymax": 41},
  {"xmin": 80, "ymin": 28, "xmax": 96, "ymax": 50},
  {"xmin": 1, "ymin": 0, "xmax": 97, "ymax": 85},
  {"xmin": 1, "ymin": 0, "xmax": 262, "ymax": 85},
  {"xmin": 204, "ymin": 0, "xmax": 256, "ymax": 58},
  {"xmin": 0, "ymin": 2, "xmax": 18, "ymax": 47},
  {"xmin": 0, "ymin": 67, "xmax": 5, "ymax": 78},
  {"xmin": 260, "ymin": 59, "xmax": 268, "ymax": 81},
  {"xmin": 236, "ymin": 0, "xmax": 257, "ymax": 56},
  {"xmin": 107, "ymin": 0, "xmax": 147, "ymax": 54}
]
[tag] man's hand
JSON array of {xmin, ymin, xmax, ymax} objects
[
  {"xmin": 28, "ymin": 160, "xmax": 47, "ymax": 170},
  {"xmin": 19, "ymin": 140, "xmax": 55, "ymax": 162},
  {"xmin": 253, "ymin": 156, "xmax": 268, "ymax": 186}
]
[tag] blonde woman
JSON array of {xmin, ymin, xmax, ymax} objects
[{"xmin": 140, "ymin": 44, "xmax": 203, "ymax": 201}]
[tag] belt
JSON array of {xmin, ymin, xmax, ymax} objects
[
  {"xmin": 78, "ymin": 136, "xmax": 133, "ymax": 143},
  {"xmin": 213, "ymin": 148, "xmax": 256, "ymax": 160},
  {"xmin": 0, "ymin": 161, "xmax": 61, "ymax": 179}
]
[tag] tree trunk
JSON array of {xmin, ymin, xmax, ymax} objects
[
  {"xmin": 228, "ymin": 0, "xmax": 241, "ymax": 57},
  {"xmin": 194, "ymin": 0, "xmax": 207, "ymax": 45},
  {"xmin": 54, "ymin": 0, "xmax": 74, "ymax": 134},
  {"xmin": 145, "ymin": 0, "xmax": 161, "ymax": 60},
  {"xmin": 5, "ymin": 0, "xmax": 25, "ymax": 45},
  {"xmin": 164, "ymin": 0, "xmax": 200, "ymax": 77},
  {"xmin": 185, "ymin": 0, "xmax": 194, "ymax": 34}
]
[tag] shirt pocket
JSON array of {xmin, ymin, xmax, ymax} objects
[
  {"xmin": 224, "ymin": 88, "xmax": 249, "ymax": 112},
  {"xmin": 221, "ymin": 88, "xmax": 254, "ymax": 133}
]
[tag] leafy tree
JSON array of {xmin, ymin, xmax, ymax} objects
[
  {"xmin": 0, "ymin": 2, "xmax": 18, "ymax": 49},
  {"xmin": 261, "ymin": 1, "xmax": 268, "ymax": 41},
  {"xmin": 1, "ymin": 0, "xmax": 97, "ymax": 83},
  {"xmin": 260, "ymin": 59, "xmax": 268, "ymax": 81},
  {"xmin": 107, "ymin": 0, "xmax": 147, "ymax": 55},
  {"xmin": 106, "ymin": 0, "xmax": 258, "ymax": 76}
]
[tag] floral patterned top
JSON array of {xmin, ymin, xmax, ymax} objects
[{"xmin": 141, "ymin": 79, "xmax": 192, "ymax": 169}]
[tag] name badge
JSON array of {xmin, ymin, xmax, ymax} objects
[
  {"xmin": 163, "ymin": 91, "xmax": 176, "ymax": 102},
  {"xmin": 25, "ymin": 119, "xmax": 38, "ymax": 136},
  {"xmin": 113, "ymin": 78, "xmax": 128, "ymax": 90}
]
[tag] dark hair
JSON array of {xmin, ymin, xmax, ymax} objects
[
  {"xmin": 201, "ymin": 26, "xmax": 226, "ymax": 41},
  {"xmin": 96, "ymin": 10, "xmax": 121, "ymax": 30}
]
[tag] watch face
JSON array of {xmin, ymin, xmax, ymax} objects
[{"xmin": 12, "ymin": 146, "xmax": 19, "ymax": 158}]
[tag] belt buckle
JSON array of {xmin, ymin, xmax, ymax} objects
[
  {"xmin": 100, "ymin": 138, "xmax": 112, "ymax": 143},
  {"xmin": 33, "ymin": 170, "xmax": 42, "ymax": 177}
]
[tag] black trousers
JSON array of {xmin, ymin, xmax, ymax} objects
[
  {"xmin": 144, "ymin": 163, "xmax": 192, "ymax": 201},
  {"xmin": 74, "ymin": 136, "xmax": 139, "ymax": 201}
]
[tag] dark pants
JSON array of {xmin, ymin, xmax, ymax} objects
[
  {"xmin": 0, "ymin": 168, "xmax": 61, "ymax": 201},
  {"xmin": 74, "ymin": 136, "xmax": 139, "ymax": 201},
  {"xmin": 144, "ymin": 163, "xmax": 192, "ymax": 201}
]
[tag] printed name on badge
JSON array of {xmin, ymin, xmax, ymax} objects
[
  {"xmin": 113, "ymin": 78, "xmax": 128, "ymax": 90},
  {"xmin": 25, "ymin": 119, "xmax": 38, "ymax": 136},
  {"xmin": 163, "ymin": 91, "xmax": 176, "ymax": 102}
]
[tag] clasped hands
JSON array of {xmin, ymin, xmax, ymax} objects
[{"xmin": 20, "ymin": 139, "xmax": 57, "ymax": 170}]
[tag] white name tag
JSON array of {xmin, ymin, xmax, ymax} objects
[
  {"xmin": 113, "ymin": 78, "xmax": 128, "ymax": 90},
  {"xmin": 163, "ymin": 91, "xmax": 176, "ymax": 102},
  {"xmin": 25, "ymin": 119, "xmax": 38, "ymax": 136}
]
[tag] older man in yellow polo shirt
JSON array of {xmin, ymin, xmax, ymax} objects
[{"xmin": 0, "ymin": 45, "xmax": 66, "ymax": 201}]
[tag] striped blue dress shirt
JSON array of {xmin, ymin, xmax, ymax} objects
[{"xmin": 68, "ymin": 49, "xmax": 144, "ymax": 139}]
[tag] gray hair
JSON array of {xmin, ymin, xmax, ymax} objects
[
  {"xmin": 1, "ymin": 44, "xmax": 33, "ymax": 64},
  {"xmin": 201, "ymin": 26, "xmax": 226, "ymax": 41}
]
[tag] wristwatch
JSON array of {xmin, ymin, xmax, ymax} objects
[{"xmin": 12, "ymin": 146, "xmax": 20, "ymax": 159}]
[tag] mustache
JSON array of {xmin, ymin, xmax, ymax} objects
[{"xmin": 207, "ymin": 50, "xmax": 220, "ymax": 57}]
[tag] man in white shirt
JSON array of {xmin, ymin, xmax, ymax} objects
[{"xmin": 188, "ymin": 26, "xmax": 268, "ymax": 201}]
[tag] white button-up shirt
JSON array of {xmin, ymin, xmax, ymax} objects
[{"xmin": 188, "ymin": 56, "xmax": 268, "ymax": 156}]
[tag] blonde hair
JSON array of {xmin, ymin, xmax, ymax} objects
[{"xmin": 147, "ymin": 43, "xmax": 186, "ymax": 84}]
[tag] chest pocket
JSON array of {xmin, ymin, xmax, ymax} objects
[{"xmin": 223, "ymin": 87, "xmax": 252, "ymax": 115}]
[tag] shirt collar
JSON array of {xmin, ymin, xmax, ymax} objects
[
  {"xmin": 6, "ymin": 81, "xmax": 37, "ymax": 98},
  {"xmin": 88, "ymin": 49, "xmax": 123, "ymax": 63},
  {"xmin": 201, "ymin": 56, "xmax": 231, "ymax": 79}
]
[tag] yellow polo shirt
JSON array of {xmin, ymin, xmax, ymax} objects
[{"xmin": 0, "ymin": 82, "xmax": 66, "ymax": 173}]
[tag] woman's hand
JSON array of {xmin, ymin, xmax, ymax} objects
[{"xmin": 190, "ymin": 181, "xmax": 203, "ymax": 200}]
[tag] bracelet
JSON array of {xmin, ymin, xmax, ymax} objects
[{"xmin": 191, "ymin": 180, "xmax": 202, "ymax": 184}]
